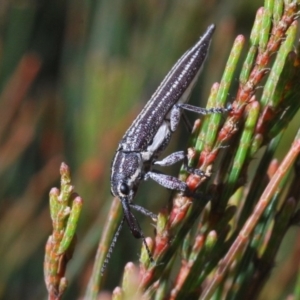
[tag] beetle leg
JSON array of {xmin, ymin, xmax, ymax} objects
[
  {"xmin": 130, "ymin": 203, "xmax": 157, "ymax": 221},
  {"xmin": 154, "ymin": 151, "xmax": 186, "ymax": 166},
  {"xmin": 177, "ymin": 103, "xmax": 231, "ymax": 115},
  {"xmin": 154, "ymin": 151, "xmax": 207, "ymax": 177},
  {"xmin": 170, "ymin": 102, "xmax": 230, "ymax": 133},
  {"xmin": 144, "ymin": 171, "xmax": 188, "ymax": 192}
]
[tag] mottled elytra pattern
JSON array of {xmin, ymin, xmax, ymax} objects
[{"xmin": 103, "ymin": 24, "xmax": 229, "ymax": 274}]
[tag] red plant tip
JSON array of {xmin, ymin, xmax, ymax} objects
[
  {"xmin": 49, "ymin": 187, "xmax": 60, "ymax": 197},
  {"xmin": 293, "ymin": 138, "xmax": 300, "ymax": 151},
  {"xmin": 60, "ymin": 162, "xmax": 70, "ymax": 176},
  {"xmin": 267, "ymin": 159, "xmax": 279, "ymax": 178},
  {"xmin": 112, "ymin": 286, "xmax": 123, "ymax": 297},
  {"xmin": 187, "ymin": 147, "xmax": 197, "ymax": 161},
  {"xmin": 205, "ymin": 230, "xmax": 218, "ymax": 249},
  {"xmin": 169, "ymin": 197, "xmax": 192, "ymax": 227},
  {"xmin": 192, "ymin": 119, "xmax": 201, "ymax": 133},
  {"xmin": 145, "ymin": 237, "xmax": 154, "ymax": 251},
  {"xmin": 124, "ymin": 262, "xmax": 136, "ymax": 272},
  {"xmin": 156, "ymin": 210, "xmax": 168, "ymax": 235},
  {"xmin": 154, "ymin": 234, "xmax": 169, "ymax": 257},
  {"xmin": 236, "ymin": 34, "xmax": 246, "ymax": 44},
  {"xmin": 122, "ymin": 262, "xmax": 141, "ymax": 294},
  {"xmin": 186, "ymin": 174, "xmax": 201, "ymax": 191},
  {"xmin": 72, "ymin": 194, "xmax": 83, "ymax": 205},
  {"xmin": 193, "ymin": 235, "xmax": 205, "ymax": 252},
  {"xmin": 257, "ymin": 6, "xmax": 264, "ymax": 13},
  {"xmin": 247, "ymin": 99, "xmax": 260, "ymax": 110},
  {"xmin": 211, "ymin": 82, "xmax": 220, "ymax": 91}
]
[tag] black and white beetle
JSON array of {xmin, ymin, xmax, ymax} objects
[{"xmin": 105, "ymin": 24, "xmax": 230, "ymax": 271}]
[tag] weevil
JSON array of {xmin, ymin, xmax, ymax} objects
[{"xmin": 105, "ymin": 24, "xmax": 230, "ymax": 271}]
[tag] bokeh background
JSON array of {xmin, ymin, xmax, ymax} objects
[{"xmin": 2, "ymin": 1, "xmax": 298, "ymax": 299}]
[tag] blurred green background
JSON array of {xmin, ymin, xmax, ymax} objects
[{"xmin": 3, "ymin": 0, "xmax": 297, "ymax": 299}]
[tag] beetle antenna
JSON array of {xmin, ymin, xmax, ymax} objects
[{"xmin": 101, "ymin": 216, "xmax": 125, "ymax": 276}]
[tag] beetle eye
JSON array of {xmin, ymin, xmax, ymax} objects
[{"xmin": 120, "ymin": 183, "xmax": 129, "ymax": 195}]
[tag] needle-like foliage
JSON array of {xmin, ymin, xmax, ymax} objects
[
  {"xmin": 88, "ymin": 1, "xmax": 300, "ymax": 299},
  {"xmin": 1, "ymin": 1, "xmax": 300, "ymax": 300},
  {"xmin": 44, "ymin": 163, "xmax": 83, "ymax": 300}
]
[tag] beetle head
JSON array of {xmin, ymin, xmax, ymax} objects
[{"xmin": 110, "ymin": 151, "xmax": 143, "ymax": 202}]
